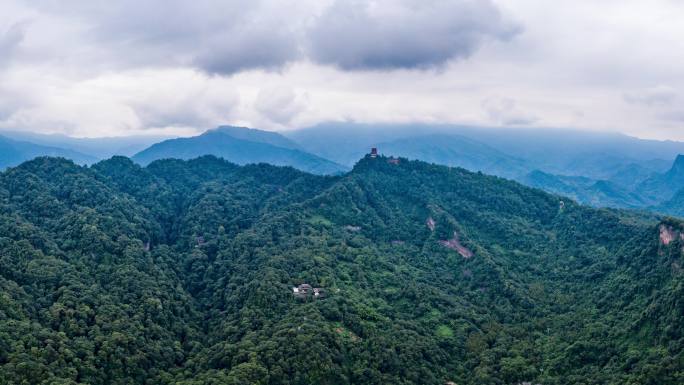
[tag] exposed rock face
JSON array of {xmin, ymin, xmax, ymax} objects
[
  {"xmin": 439, "ymin": 232, "xmax": 474, "ymax": 258},
  {"xmin": 426, "ymin": 217, "xmax": 436, "ymax": 231},
  {"xmin": 660, "ymin": 224, "xmax": 677, "ymax": 246}
]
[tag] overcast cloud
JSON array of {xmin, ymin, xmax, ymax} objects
[
  {"xmin": 0, "ymin": 0, "xmax": 683, "ymax": 139},
  {"xmin": 308, "ymin": 0, "xmax": 519, "ymax": 70},
  {"xmin": 0, "ymin": 23, "xmax": 25, "ymax": 67}
]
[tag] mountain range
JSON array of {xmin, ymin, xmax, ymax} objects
[
  {"xmin": 5, "ymin": 123, "xmax": 684, "ymax": 216},
  {"xmin": 0, "ymin": 130, "xmax": 172, "ymax": 158},
  {"xmin": 0, "ymin": 154, "xmax": 681, "ymax": 384},
  {"xmin": 0, "ymin": 135, "xmax": 96, "ymax": 169}
]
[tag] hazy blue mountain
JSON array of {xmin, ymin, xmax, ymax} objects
[
  {"xmin": 523, "ymin": 154, "xmax": 684, "ymax": 209},
  {"xmin": 655, "ymin": 187, "xmax": 684, "ymax": 217},
  {"xmin": 211, "ymin": 125, "xmax": 302, "ymax": 150},
  {"xmin": 285, "ymin": 122, "xmax": 435, "ymax": 166},
  {"xmin": 0, "ymin": 135, "xmax": 96, "ymax": 169},
  {"xmin": 444, "ymin": 127, "xmax": 678, "ymax": 179},
  {"xmin": 375, "ymin": 134, "xmax": 531, "ymax": 179},
  {"xmin": 607, "ymin": 162, "xmax": 660, "ymax": 190},
  {"xmin": 287, "ymin": 123, "xmax": 678, "ymax": 179},
  {"xmin": 7, "ymin": 123, "xmax": 684, "ymax": 211},
  {"xmin": 636, "ymin": 154, "xmax": 684, "ymax": 205},
  {"xmin": 522, "ymin": 170, "xmax": 646, "ymax": 208},
  {"xmin": 132, "ymin": 127, "xmax": 348, "ymax": 174},
  {"xmin": 0, "ymin": 130, "xmax": 173, "ymax": 158}
]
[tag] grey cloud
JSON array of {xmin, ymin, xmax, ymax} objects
[
  {"xmin": 482, "ymin": 97, "xmax": 536, "ymax": 126},
  {"xmin": 659, "ymin": 109, "xmax": 684, "ymax": 122},
  {"xmin": 19, "ymin": 0, "xmax": 519, "ymax": 75},
  {"xmin": 307, "ymin": 0, "xmax": 521, "ymax": 70},
  {"xmin": 195, "ymin": 26, "xmax": 300, "ymax": 75},
  {"xmin": 0, "ymin": 96, "xmax": 20, "ymax": 120},
  {"xmin": 33, "ymin": 0, "xmax": 248, "ymax": 43},
  {"xmin": 25, "ymin": 0, "xmax": 261, "ymax": 71},
  {"xmin": 624, "ymin": 86, "xmax": 677, "ymax": 106},
  {"xmin": 255, "ymin": 86, "xmax": 306, "ymax": 125},
  {"xmin": 0, "ymin": 23, "xmax": 26, "ymax": 66}
]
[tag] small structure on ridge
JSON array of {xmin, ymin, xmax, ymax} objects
[
  {"xmin": 313, "ymin": 288, "xmax": 326, "ymax": 298},
  {"xmin": 370, "ymin": 147, "xmax": 378, "ymax": 158},
  {"xmin": 293, "ymin": 283, "xmax": 325, "ymax": 300}
]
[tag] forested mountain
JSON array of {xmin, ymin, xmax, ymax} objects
[
  {"xmin": 0, "ymin": 135, "xmax": 96, "ymax": 169},
  {"xmin": 133, "ymin": 127, "xmax": 347, "ymax": 175},
  {"xmin": 0, "ymin": 155, "xmax": 682, "ymax": 384}
]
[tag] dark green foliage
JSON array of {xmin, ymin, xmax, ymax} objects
[{"xmin": 0, "ymin": 155, "xmax": 682, "ymax": 384}]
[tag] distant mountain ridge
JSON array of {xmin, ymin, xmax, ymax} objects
[
  {"xmin": 637, "ymin": 154, "xmax": 684, "ymax": 205},
  {"xmin": 286, "ymin": 123, "xmax": 684, "ymax": 175},
  {"xmin": 0, "ymin": 130, "xmax": 172, "ymax": 158},
  {"xmin": 210, "ymin": 125, "xmax": 302, "ymax": 150},
  {"xmin": 287, "ymin": 123, "xmax": 684, "ymax": 210},
  {"xmin": 522, "ymin": 170, "xmax": 647, "ymax": 208},
  {"xmin": 7, "ymin": 123, "xmax": 684, "ymax": 213},
  {"xmin": 0, "ymin": 135, "xmax": 96, "ymax": 169},
  {"xmin": 132, "ymin": 126, "xmax": 348, "ymax": 175},
  {"xmin": 374, "ymin": 134, "xmax": 530, "ymax": 179}
]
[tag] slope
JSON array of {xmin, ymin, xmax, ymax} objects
[
  {"xmin": 210, "ymin": 125, "xmax": 303, "ymax": 150},
  {"xmin": 287, "ymin": 123, "xmax": 678, "ymax": 179},
  {"xmin": 0, "ymin": 155, "xmax": 681, "ymax": 384},
  {"xmin": 132, "ymin": 128, "xmax": 347, "ymax": 175},
  {"xmin": 0, "ymin": 130, "xmax": 172, "ymax": 158},
  {"xmin": 0, "ymin": 135, "xmax": 96, "ymax": 169},
  {"xmin": 637, "ymin": 154, "xmax": 684, "ymax": 205},
  {"xmin": 523, "ymin": 169, "xmax": 647, "ymax": 208}
]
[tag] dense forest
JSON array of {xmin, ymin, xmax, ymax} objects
[{"xmin": 0, "ymin": 155, "xmax": 682, "ymax": 384}]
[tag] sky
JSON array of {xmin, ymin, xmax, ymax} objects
[{"xmin": 0, "ymin": 0, "xmax": 683, "ymax": 140}]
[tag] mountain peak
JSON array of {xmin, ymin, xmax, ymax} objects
[
  {"xmin": 206, "ymin": 125, "xmax": 302, "ymax": 150},
  {"xmin": 131, "ymin": 127, "xmax": 347, "ymax": 174},
  {"xmin": 672, "ymin": 154, "xmax": 684, "ymax": 171}
]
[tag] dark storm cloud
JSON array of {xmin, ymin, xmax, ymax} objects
[{"xmin": 307, "ymin": 0, "xmax": 521, "ymax": 70}]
